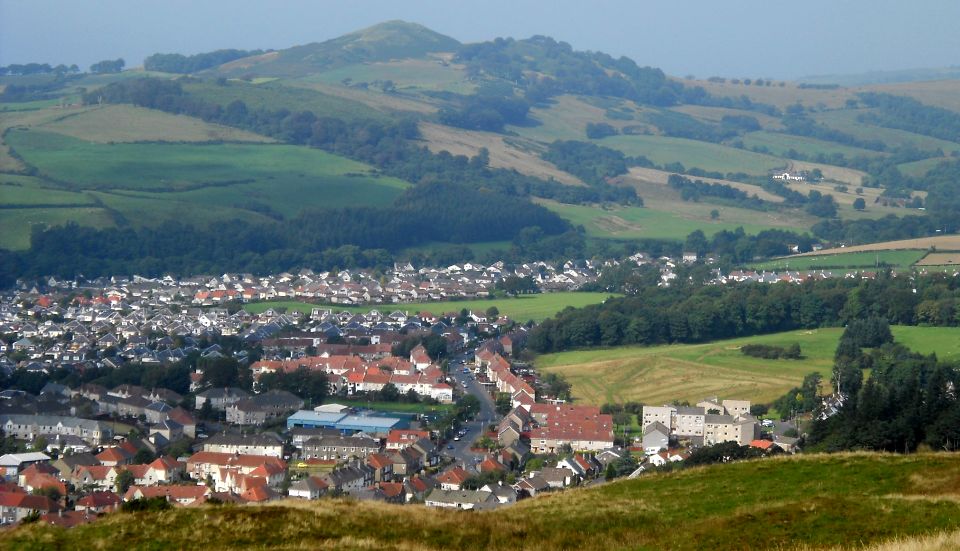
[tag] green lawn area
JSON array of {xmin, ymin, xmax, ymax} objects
[
  {"xmin": 243, "ymin": 292, "xmax": 619, "ymax": 323},
  {"xmin": 597, "ymin": 134, "xmax": 787, "ymax": 175},
  {"xmin": 0, "ymin": 206, "xmax": 115, "ymax": 250},
  {"xmin": 536, "ymin": 325, "xmax": 960, "ymax": 406},
  {"xmin": 538, "ymin": 199, "xmax": 806, "ymax": 241},
  {"xmin": 4, "ymin": 129, "xmax": 409, "ymax": 229},
  {"xmin": 750, "ymin": 249, "xmax": 928, "ymax": 271},
  {"xmin": 741, "ymin": 130, "xmax": 886, "ymax": 159}
]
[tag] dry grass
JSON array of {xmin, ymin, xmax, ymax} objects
[
  {"xmin": 795, "ymin": 235, "xmax": 960, "ymax": 256},
  {"xmin": 865, "ymin": 80, "xmax": 960, "ymax": 113},
  {"xmin": 821, "ymin": 530, "xmax": 960, "ymax": 551},
  {"xmin": 787, "ymin": 160, "xmax": 868, "ymax": 186},
  {"xmin": 35, "ymin": 104, "xmax": 274, "ymax": 143},
  {"xmin": 680, "ymin": 78, "xmax": 856, "ymax": 109},
  {"xmin": 916, "ymin": 253, "xmax": 960, "ymax": 266},
  {"xmin": 418, "ymin": 122, "xmax": 583, "ymax": 185},
  {"xmin": 289, "ymin": 80, "xmax": 439, "ymax": 114}
]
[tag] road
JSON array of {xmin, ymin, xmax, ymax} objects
[{"xmin": 442, "ymin": 349, "xmax": 500, "ymax": 468}]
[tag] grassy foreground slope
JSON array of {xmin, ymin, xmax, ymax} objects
[
  {"xmin": 536, "ymin": 326, "xmax": 960, "ymax": 405},
  {"xmin": 7, "ymin": 453, "xmax": 960, "ymax": 550}
]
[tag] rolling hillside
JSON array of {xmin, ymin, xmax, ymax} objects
[
  {"xmin": 2, "ymin": 20, "xmax": 960, "ymax": 278},
  {"xmin": 6, "ymin": 453, "xmax": 960, "ymax": 550}
]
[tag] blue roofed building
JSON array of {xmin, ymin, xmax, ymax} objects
[{"xmin": 286, "ymin": 410, "xmax": 405, "ymax": 436}]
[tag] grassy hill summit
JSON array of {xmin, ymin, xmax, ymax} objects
[
  {"xmin": 215, "ymin": 20, "xmax": 461, "ymax": 77},
  {"xmin": 6, "ymin": 453, "xmax": 960, "ymax": 550}
]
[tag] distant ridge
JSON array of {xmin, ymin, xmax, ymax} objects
[{"xmin": 214, "ymin": 20, "xmax": 461, "ymax": 77}]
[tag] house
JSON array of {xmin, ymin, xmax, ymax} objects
[
  {"xmin": 403, "ymin": 475, "xmax": 435, "ymax": 503},
  {"xmin": 18, "ymin": 464, "xmax": 67, "ymax": 497},
  {"xmin": 480, "ymin": 483, "xmax": 516, "ymax": 505},
  {"xmin": 95, "ymin": 446, "xmax": 133, "ymax": 467},
  {"xmin": 302, "ymin": 435, "xmax": 380, "ymax": 461},
  {"xmin": 225, "ymin": 390, "xmax": 304, "ymax": 426},
  {"xmin": 123, "ymin": 485, "xmax": 210, "ymax": 506},
  {"xmin": 202, "ymin": 433, "xmax": 284, "ymax": 458},
  {"xmin": 75, "ymin": 491, "xmax": 122, "ymax": 514},
  {"xmin": 195, "ymin": 387, "xmax": 250, "ymax": 411},
  {"xmin": 384, "ymin": 429, "xmax": 430, "ymax": 451},
  {"xmin": 288, "ymin": 475, "xmax": 329, "ymax": 499},
  {"xmin": 322, "ymin": 462, "xmax": 372, "ymax": 493},
  {"xmin": 436, "ymin": 466, "xmax": 471, "ymax": 491},
  {"xmin": 366, "ymin": 453, "xmax": 394, "ymax": 482},
  {"xmin": 0, "ymin": 452, "xmax": 51, "ymax": 477},
  {"xmin": 538, "ymin": 467, "xmax": 577, "ymax": 489},
  {"xmin": 642, "ymin": 421, "xmax": 671, "ymax": 454},
  {"xmin": 527, "ymin": 404, "xmax": 614, "ymax": 454},
  {"xmin": 390, "ymin": 446, "xmax": 424, "ymax": 477},
  {"xmin": 514, "ymin": 475, "xmax": 549, "ymax": 498},
  {"xmin": 424, "ymin": 488, "xmax": 498, "ymax": 510},
  {"xmin": 0, "ymin": 492, "xmax": 59, "ymax": 524},
  {"xmin": 167, "ymin": 407, "xmax": 197, "ymax": 439}
]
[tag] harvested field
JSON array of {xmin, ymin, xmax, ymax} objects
[
  {"xmin": 794, "ymin": 235, "xmax": 960, "ymax": 256},
  {"xmin": 419, "ymin": 122, "xmax": 583, "ymax": 185},
  {"xmin": 915, "ymin": 253, "xmax": 960, "ymax": 266}
]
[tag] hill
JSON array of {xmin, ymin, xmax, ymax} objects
[
  {"xmin": 6, "ymin": 453, "xmax": 960, "ymax": 550},
  {"xmin": 214, "ymin": 20, "xmax": 461, "ymax": 77},
  {"xmin": 4, "ymin": 21, "xmax": 960, "ymax": 283},
  {"xmin": 534, "ymin": 326, "xmax": 960, "ymax": 406}
]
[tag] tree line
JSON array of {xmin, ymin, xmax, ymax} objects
[
  {"xmin": 529, "ymin": 272, "xmax": 960, "ymax": 353},
  {"xmin": 143, "ymin": 49, "xmax": 264, "ymax": 74}
]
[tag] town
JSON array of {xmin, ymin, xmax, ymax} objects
[{"xmin": 0, "ymin": 254, "xmax": 818, "ymax": 526}]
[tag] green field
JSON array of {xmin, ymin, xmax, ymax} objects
[
  {"xmin": 1, "ymin": 129, "xmax": 410, "ymax": 247},
  {"xmin": 539, "ymin": 199, "xmax": 806, "ymax": 241},
  {"xmin": 597, "ymin": 134, "xmax": 787, "ymax": 175},
  {"xmin": 899, "ymin": 156, "xmax": 950, "ymax": 177},
  {"xmin": 814, "ymin": 108, "xmax": 960, "ymax": 154},
  {"xmin": 751, "ymin": 249, "xmax": 928, "ymax": 271},
  {"xmin": 243, "ymin": 292, "xmax": 619, "ymax": 323},
  {"xmin": 536, "ymin": 326, "xmax": 960, "ymax": 406},
  {"xmin": 10, "ymin": 453, "xmax": 960, "ymax": 550},
  {"xmin": 183, "ymin": 79, "xmax": 387, "ymax": 122},
  {"xmin": 0, "ymin": 206, "xmax": 115, "ymax": 250},
  {"xmin": 741, "ymin": 130, "xmax": 886, "ymax": 159},
  {"xmin": 304, "ymin": 59, "xmax": 473, "ymax": 94},
  {"xmin": 334, "ymin": 400, "xmax": 454, "ymax": 415}
]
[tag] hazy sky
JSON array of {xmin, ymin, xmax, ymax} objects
[{"xmin": 2, "ymin": 1, "xmax": 958, "ymax": 79}]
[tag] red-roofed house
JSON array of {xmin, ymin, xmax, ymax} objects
[
  {"xmin": 0, "ymin": 492, "xmax": 59, "ymax": 523},
  {"xmin": 385, "ymin": 430, "xmax": 431, "ymax": 451},
  {"xmin": 96, "ymin": 447, "xmax": 133, "ymax": 467},
  {"xmin": 436, "ymin": 466, "xmax": 471, "ymax": 491},
  {"xmin": 124, "ymin": 485, "xmax": 210, "ymax": 506},
  {"xmin": 75, "ymin": 491, "xmax": 121, "ymax": 514}
]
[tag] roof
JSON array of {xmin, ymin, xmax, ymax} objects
[{"xmin": 0, "ymin": 452, "xmax": 51, "ymax": 466}]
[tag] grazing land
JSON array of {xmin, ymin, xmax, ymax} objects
[
  {"xmin": 597, "ymin": 134, "xmax": 786, "ymax": 176},
  {"xmin": 752, "ymin": 250, "xmax": 928, "ymax": 271},
  {"xmin": 535, "ymin": 326, "xmax": 960, "ymax": 406},
  {"xmin": 242, "ymin": 292, "xmax": 619, "ymax": 323},
  {"xmin": 740, "ymin": 130, "xmax": 886, "ymax": 159},
  {"xmin": 304, "ymin": 58, "xmax": 474, "ymax": 94},
  {"xmin": 537, "ymin": 198, "xmax": 806, "ymax": 241},
  {"xmin": 9, "ymin": 453, "xmax": 960, "ymax": 550},
  {"xmin": 34, "ymin": 104, "xmax": 274, "ymax": 143}
]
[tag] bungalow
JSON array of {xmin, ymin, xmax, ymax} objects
[
  {"xmin": 124, "ymin": 485, "xmax": 210, "ymax": 506},
  {"xmin": 436, "ymin": 466, "xmax": 471, "ymax": 491},
  {"xmin": 288, "ymin": 475, "xmax": 329, "ymax": 499},
  {"xmin": 424, "ymin": 488, "xmax": 498, "ymax": 510},
  {"xmin": 75, "ymin": 491, "xmax": 122, "ymax": 514}
]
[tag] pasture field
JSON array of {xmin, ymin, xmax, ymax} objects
[
  {"xmin": 538, "ymin": 199, "xmax": 806, "ymax": 241},
  {"xmin": 0, "ymin": 206, "xmax": 115, "ymax": 250},
  {"xmin": 813, "ymin": 109, "xmax": 960, "ymax": 154},
  {"xmin": 35, "ymin": 104, "xmax": 274, "ymax": 143},
  {"xmin": 182, "ymin": 79, "xmax": 388, "ymax": 122},
  {"xmin": 867, "ymin": 79, "xmax": 960, "ymax": 113},
  {"xmin": 535, "ymin": 326, "xmax": 960, "ymax": 406},
  {"xmin": 511, "ymin": 95, "xmax": 656, "ymax": 143},
  {"xmin": 11, "ymin": 453, "xmax": 960, "ymax": 550},
  {"xmin": 0, "ymin": 174, "xmax": 96, "ymax": 205},
  {"xmin": 682, "ymin": 77, "xmax": 855, "ymax": 109},
  {"xmin": 669, "ymin": 104, "xmax": 784, "ymax": 130},
  {"xmin": 597, "ymin": 134, "xmax": 786, "ymax": 176},
  {"xmin": 6, "ymin": 129, "xmax": 407, "ymax": 203},
  {"xmin": 286, "ymin": 79, "xmax": 439, "ymax": 114},
  {"xmin": 624, "ymin": 166, "xmax": 784, "ymax": 202},
  {"xmin": 751, "ymin": 250, "xmax": 928, "ymax": 271},
  {"xmin": 899, "ymin": 157, "xmax": 949, "ymax": 177},
  {"xmin": 305, "ymin": 59, "xmax": 474, "ymax": 94},
  {"xmin": 740, "ymin": 130, "xmax": 886, "ymax": 160},
  {"xmin": 242, "ymin": 292, "xmax": 619, "ymax": 323}
]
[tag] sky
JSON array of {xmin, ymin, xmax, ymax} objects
[{"xmin": 1, "ymin": 0, "xmax": 958, "ymax": 80}]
